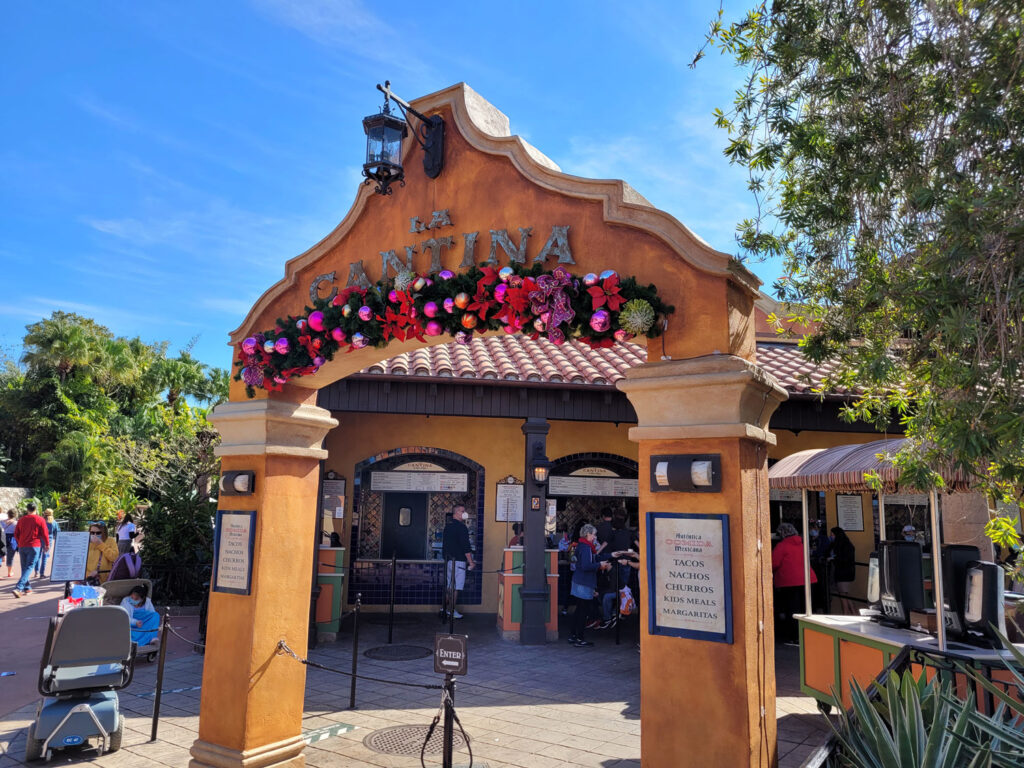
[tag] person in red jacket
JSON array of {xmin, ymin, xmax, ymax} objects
[
  {"xmin": 772, "ymin": 522, "xmax": 816, "ymax": 645},
  {"xmin": 12, "ymin": 502, "xmax": 49, "ymax": 597}
]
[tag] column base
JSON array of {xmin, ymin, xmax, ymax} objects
[{"xmin": 190, "ymin": 736, "xmax": 305, "ymax": 768}]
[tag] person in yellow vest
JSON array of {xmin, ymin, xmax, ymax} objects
[{"xmin": 86, "ymin": 521, "xmax": 119, "ymax": 584}]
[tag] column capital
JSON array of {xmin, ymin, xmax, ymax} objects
[
  {"xmin": 617, "ymin": 354, "xmax": 788, "ymax": 445},
  {"xmin": 210, "ymin": 399, "xmax": 338, "ymax": 460}
]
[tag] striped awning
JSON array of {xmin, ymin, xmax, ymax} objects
[{"xmin": 768, "ymin": 438, "xmax": 974, "ymax": 493}]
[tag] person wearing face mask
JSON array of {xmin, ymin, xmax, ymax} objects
[
  {"xmin": 120, "ymin": 584, "xmax": 159, "ymax": 645},
  {"xmin": 829, "ymin": 527, "xmax": 856, "ymax": 615},
  {"xmin": 902, "ymin": 524, "xmax": 918, "ymax": 543},
  {"xmin": 85, "ymin": 522, "xmax": 120, "ymax": 585},
  {"xmin": 441, "ymin": 504, "xmax": 475, "ymax": 619}
]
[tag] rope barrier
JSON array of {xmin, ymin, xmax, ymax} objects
[
  {"xmin": 277, "ymin": 640, "xmax": 443, "ymax": 690},
  {"xmin": 165, "ymin": 623, "xmax": 205, "ymax": 649},
  {"xmin": 421, "ymin": 683, "xmax": 473, "ymax": 768}
]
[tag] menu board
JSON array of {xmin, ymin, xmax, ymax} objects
[
  {"xmin": 371, "ymin": 471, "xmax": 467, "ymax": 493},
  {"xmin": 495, "ymin": 483, "xmax": 524, "ymax": 522},
  {"xmin": 49, "ymin": 531, "xmax": 90, "ymax": 583},
  {"xmin": 213, "ymin": 511, "xmax": 256, "ymax": 595},
  {"xmin": 770, "ymin": 489, "xmax": 803, "ymax": 502},
  {"xmin": 548, "ymin": 476, "xmax": 638, "ymax": 498},
  {"xmin": 836, "ymin": 494, "xmax": 865, "ymax": 531},
  {"xmin": 648, "ymin": 512, "xmax": 732, "ymax": 643},
  {"xmin": 322, "ymin": 478, "xmax": 346, "ymax": 519}
]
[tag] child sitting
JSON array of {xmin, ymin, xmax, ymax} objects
[{"xmin": 120, "ymin": 584, "xmax": 160, "ymax": 646}]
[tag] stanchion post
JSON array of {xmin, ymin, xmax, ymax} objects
[
  {"xmin": 388, "ymin": 553, "xmax": 397, "ymax": 645},
  {"xmin": 150, "ymin": 608, "xmax": 171, "ymax": 742},
  {"xmin": 349, "ymin": 593, "xmax": 361, "ymax": 710},
  {"xmin": 447, "ymin": 559, "xmax": 455, "ymax": 635},
  {"xmin": 442, "ymin": 673, "xmax": 455, "ymax": 768},
  {"xmin": 614, "ymin": 559, "xmax": 622, "ymax": 646}
]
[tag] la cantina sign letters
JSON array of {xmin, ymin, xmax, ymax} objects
[{"xmin": 310, "ymin": 207, "xmax": 575, "ymax": 303}]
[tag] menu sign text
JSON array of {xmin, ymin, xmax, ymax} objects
[
  {"xmin": 214, "ymin": 511, "xmax": 256, "ymax": 595},
  {"xmin": 648, "ymin": 512, "xmax": 732, "ymax": 643}
]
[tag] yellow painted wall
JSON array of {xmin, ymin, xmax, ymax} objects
[
  {"xmin": 322, "ymin": 412, "xmax": 636, "ymax": 612},
  {"xmin": 770, "ymin": 428, "xmax": 890, "ymax": 460},
  {"xmin": 823, "ymin": 491, "xmax": 875, "ymax": 602}
]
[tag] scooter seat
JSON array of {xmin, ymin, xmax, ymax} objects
[{"xmin": 43, "ymin": 663, "xmax": 127, "ymax": 694}]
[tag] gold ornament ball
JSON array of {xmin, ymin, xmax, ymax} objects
[
  {"xmin": 454, "ymin": 292, "xmax": 470, "ymax": 309},
  {"xmin": 460, "ymin": 313, "xmax": 478, "ymax": 329}
]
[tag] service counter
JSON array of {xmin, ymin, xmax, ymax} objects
[
  {"xmin": 315, "ymin": 545, "xmax": 347, "ymax": 640},
  {"xmin": 799, "ymin": 613, "xmax": 1024, "ymax": 710},
  {"xmin": 496, "ymin": 547, "xmax": 559, "ymax": 642}
]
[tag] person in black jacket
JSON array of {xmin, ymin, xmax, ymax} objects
[
  {"xmin": 441, "ymin": 504, "xmax": 475, "ymax": 619},
  {"xmin": 829, "ymin": 527, "xmax": 856, "ymax": 614}
]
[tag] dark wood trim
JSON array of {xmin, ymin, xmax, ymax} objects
[{"xmin": 318, "ymin": 376, "xmax": 891, "ymax": 433}]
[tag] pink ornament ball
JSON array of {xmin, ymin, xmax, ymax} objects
[
  {"xmin": 503, "ymin": 324, "xmax": 517, "ymax": 334},
  {"xmin": 388, "ymin": 289, "xmax": 399, "ymax": 303},
  {"xmin": 508, "ymin": 275, "xmax": 523, "ymax": 288},
  {"xmin": 425, "ymin": 279, "xmax": 433, "ymax": 287},
  {"xmin": 423, "ymin": 301, "xmax": 439, "ymax": 318},
  {"xmin": 443, "ymin": 297, "xmax": 456, "ymax": 313},
  {"xmin": 494, "ymin": 284, "xmax": 508, "ymax": 302},
  {"xmin": 425, "ymin": 320, "xmax": 443, "ymax": 336},
  {"xmin": 342, "ymin": 304, "xmax": 353, "ymax": 318},
  {"xmin": 242, "ymin": 337, "xmax": 258, "ymax": 355},
  {"xmin": 498, "ymin": 266, "xmax": 514, "ymax": 282},
  {"xmin": 358, "ymin": 305, "xmax": 373, "ymax": 322},
  {"xmin": 273, "ymin": 375, "xmax": 288, "ymax": 385},
  {"xmin": 274, "ymin": 337, "xmax": 290, "ymax": 354},
  {"xmin": 313, "ymin": 356, "xmax": 326, "ymax": 367},
  {"xmin": 331, "ymin": 327, "xmax": 346, "ymax": 343},
  {"xmin": 408, "ymin": 307, "xmax": 418, "ymax": 319},
  {"xmin": 599, "ymin": 269, "xmax": 617, "ymax": 281},
  {"xmin": 533, "ymin": 318, "xmax": 546, "ymax": 332},
  {"xmin": 350, "ymin": 333, "xmax": 367, "ymax": 349},
  {"xmin": 263, "ymin": 340, "xmax": 276, "ymax": 354},
  {"xmin": 308, "ymin": 311, "xmax": 326, "ymax": 332},
  {"xmin": 614, "ymin": 329, "xmax": 633, "ymax": 342},
  {"xmin": 583, "ymin": 273, "xmax": 599, "ymax": 287},
  {"xmin": 454, "ymin": 331, "xmax": 470, "ymax": 345},
  {"xmin": 589, "ymin": 310, "xmax": 611, "ymax": 333},
  {"xmin": 438, "ymin": 269, "xmax": 455, "ymax": 280},
  {"xmin": 540, "ymin": 311, "xmax": 551, "ymax": 325}
]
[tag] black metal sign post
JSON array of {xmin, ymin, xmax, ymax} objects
[{"xmin": 434, "ymin": 633, "xmax": 467, "ymax": 768}]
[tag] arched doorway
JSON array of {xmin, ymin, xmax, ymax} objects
[
  {"xmin": 190, "ymin": 83, "xmax": 786, "ymax": 768},
  {"xmin": 348, "ymin": 447, "xmax": 484, "ymax": 608}
]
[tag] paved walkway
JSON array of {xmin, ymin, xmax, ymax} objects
[{"xmin": 0, "ymin": 610, "xmax": 831, "ymax": 767}]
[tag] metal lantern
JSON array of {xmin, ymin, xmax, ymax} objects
[{"xmin": 362, "ymin": 104, "xmax": 407, "ymax": 195}]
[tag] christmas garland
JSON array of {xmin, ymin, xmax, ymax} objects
[{"xmin": 235, "ymin": 263, "xmax": 674, "ymax": 395}]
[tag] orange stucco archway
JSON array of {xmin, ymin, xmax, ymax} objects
[{"xmin": 191, "ymin": 83, "xmax": 786, "ymax": 768}]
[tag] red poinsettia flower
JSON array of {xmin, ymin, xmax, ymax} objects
[
  {"xmin": 476, "ymin": 266, "xmax": 499, "ymax": 289},
  {"xmin": 587, "ymin": 273, "xmax": 626, "ymax": 311},
  {"xmin": 581, "ymin": 336, "xmax": 616, "ymax": 349},
  {"xmin": 468, "ymin": 285, "xmax": 498, "ymax": 320},
  {"xmin": 377, "ymin": 307, "xmax": 412, "ymax": 342}
]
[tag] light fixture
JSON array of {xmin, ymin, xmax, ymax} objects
[
  {"xmin": 219, "ymin": 470, "xmax": 255, "ymax": 496},
  {"xmin": 532, "ymin": 456, "xmax": 551, "ymax": 484},
  {"xmin": 649, "ymin": 454, "xmax": 721, "ymax": 493},
  {"xmin": 362, "ymin": 81, "xmax": 445, "ymax": 196}
]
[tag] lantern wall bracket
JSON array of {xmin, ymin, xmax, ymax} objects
[{"xmin": 377, "ymin": 81, "xmax": 445, "ymax": 179}]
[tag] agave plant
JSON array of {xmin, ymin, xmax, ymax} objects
[{"xmin": 827, "ymin": 643, "xmax": 1024, "ymax": 768}]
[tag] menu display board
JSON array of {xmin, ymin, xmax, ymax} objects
[
  {"xmin": 213, "ymin": 510, "xmax": 256, "ymax": 595},
  {"xmin": 49, "ymin": 531, "xmax": 90, "ymax": 583},
  {"xmin": 836, "ymin": 494, "xmax": 865, "ymax": 531},
  {"xmin": 770, "ymin": 489, "xmax": 803, "ymax": 502},
  {"xmin": 495, "ymin": 483, "xmax": 524, "ymax": 522},
  {"xmin": 370, "ymin": 471, "xmax": 467, "ymax": 493},
  {"xmin": 548, "ymin": 476, "xmax": 638, "ymax": 498},
  {"xmin": 647, "ymin": 512, "xmax": 732, "ymax": 643},
  {"xmin": 322, "ymin": 478, "xmax": 346, "ymax": 519}
]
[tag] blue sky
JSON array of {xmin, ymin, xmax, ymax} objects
[{"xmin": 1, "ymin": 1, "xmax": 776, "ymax": 371}]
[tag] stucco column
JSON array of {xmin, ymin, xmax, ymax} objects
[
  {"xmin": 190, "ymin": 392, "xmax": 338, "ymax": 768},
  {"xmin": 618, "ymin": 355, "xmax": 787, "ymax": 768}
]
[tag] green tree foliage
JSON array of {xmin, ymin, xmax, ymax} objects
[
  {"xmin": 700, "ymin": 1, "xmax": 1024, "ymax": 546},
  {"xmin": 0, "ymin": 311, "xmax": 229, "ymax": 600}
]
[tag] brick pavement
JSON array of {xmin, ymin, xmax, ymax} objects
[{"xmin": 0, "ymin": 612, "xmax": 831, "ymax": 767}]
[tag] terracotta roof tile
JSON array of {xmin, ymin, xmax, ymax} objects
[{"xmin": 358, "ymin": 338, "xmax": 843, "ymax": 396}]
